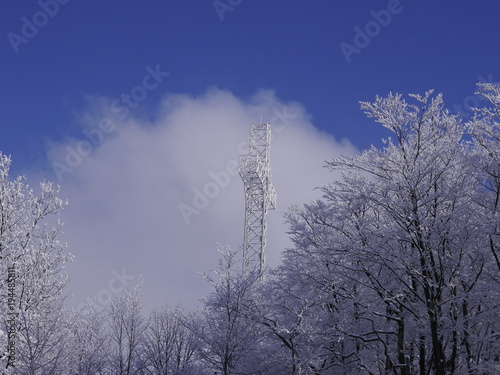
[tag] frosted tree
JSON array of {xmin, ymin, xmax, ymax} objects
[
  {"xmin": 141, "ymin": 305, "xmax": 198, "ymax": 375},
  {"xmin": 259, "ymin": 264, "xmax": 333, "ymax": 375},
  {"xmin": 108, "ymin": 277, "xmax": 147, "ymax": 375},
  {"xmin": 283, "ymin": 90, "xmax": 500, "ymax": 374},
  {"xmin": 469, "ymin": 82, "xmax": 500, "ymax": 274},
  {"xmin": 283, "ymin": 199, "xmax": 383, "ymax": 373},
  {"xmin": 67, "ymin": 304, "xmax": 110, "ymax": 375},
  {"xmin": 189, "ymin": 244, "xmax": 267, "ymax": 375},
  {"xmin": 0, "ymin": 153, "xmax": 73, "ymax": 374}
]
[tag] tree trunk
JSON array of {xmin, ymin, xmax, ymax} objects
[{"xmin": 397, "ymin": 316, "xmax": 407, "ymax": 375}]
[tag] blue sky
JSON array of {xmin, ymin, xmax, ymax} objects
[{"xmin": 1, "ymin": 1, "xmax": 499, "ymax": 310}]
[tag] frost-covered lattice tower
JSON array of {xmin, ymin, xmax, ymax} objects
[{"xmin": 239, "ymin": 122, "xmax": 276, "ymax": 275}]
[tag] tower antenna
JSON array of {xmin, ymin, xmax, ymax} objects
[{"xmin": 239, "ymin": 121, "xmax": 276, "ymax": 276}]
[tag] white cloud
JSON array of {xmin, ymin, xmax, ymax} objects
[{"xmin": 47, "ymin": 87, "xmax": 358, "ymax": 312}]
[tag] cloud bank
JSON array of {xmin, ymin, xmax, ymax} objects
[{"xmin": 46, "ymin": 88, "xmax": 358, "ymax": 311}]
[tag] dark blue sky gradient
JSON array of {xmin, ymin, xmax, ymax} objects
[{"xmin": 1, "ymin": 0, "xmax": 499, "ymax": 175}]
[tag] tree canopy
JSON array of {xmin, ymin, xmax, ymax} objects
[{"xmin": 1, "ymin": 83, "xmax": 500, "ymax": 374}]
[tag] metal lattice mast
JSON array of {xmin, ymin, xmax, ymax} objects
[{"xmin": 239, "ymin": 122, "xmax": 276, "ymax": 275}]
